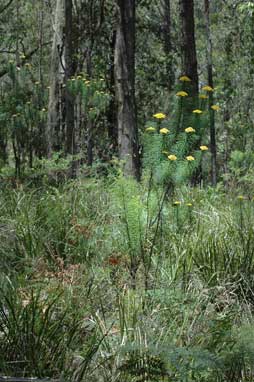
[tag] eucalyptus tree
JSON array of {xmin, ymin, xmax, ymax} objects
[
  {"xmin": 204, "ymin": 0, "xmax": 217, "ymax": 186},
  {"xmin": 161, "ymin": 0, "xmax": 174, "ymax": 91},
  {"xmin": 47, "ymin": 0, "xmax": 65, "ymax": 157},
  {"xmin": 179, "ymin": 0, "xmax": 198, "ymax": 99},
  {"xmin": 64, "ymin": 0, "xmax": 76, "ymax": 159},
  {"xmin": 114, "ymin": 0, "xmax": 140, "ymax": 180}
]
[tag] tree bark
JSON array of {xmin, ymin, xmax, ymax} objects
[
  {"xmin": 179, "ymin": 0, "xmax": 198, "ymax": 98},
  {"xmin": 161, "ymin": 0, "xmax": 174, "ymax": 91},
  {"xmin": 204, "ymin": 0, "xmax": 217, "ymax": 186},
  {"xmin": 0, "ymin": 138, "xmax": 8, "ymax": 166},
  {"xmin": 86, "ymin": 46, "xmax": 94, "ymax": 166},
  {"xmin": 114, "ymin": 0, "xmax": 140, "ymax": 180},
  {"xmin": 46, "ymin": 0, "xmax": 65, "ymax": 157},
  {"xmin": 64, "ymin": 0, "xmax": 75, "ymax": 156},
  {"xmin": 108, "ymin": 29, "xmax": 118, "ymax": 150}
]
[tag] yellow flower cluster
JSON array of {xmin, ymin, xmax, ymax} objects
[
  {"xmin": 211, "ymin": 105, "xmax": 220, "ymax": 111},
  {"xmin": 200, "ymin": 145, "xmax": 208, "ymax": 151},
  {"xmin": 173, "ymin": 201, "xmax": 193, "ymax": 207},
  {"xmin": 146, "ymin": 126, "xmax": 156, "ymax": 133},
  {"xmin": 153, "ymin": 113, "xmax": 166, "ymax": 119},
  {"xmin": 202, "ymin": 85, "xmax": 214, "ymax": 92},
  {"xmin": 145, "ymin": 127, "xmax": 169, "ymax": 134},
  {"xmin": 176, "ymin": 91, "xmax": 188, "ymax": 97},
  {"xmin": 179, "ymin": 75, "xmax": 191, "ymax": 82},
  {"xmin": 160, "ymin": 128, "xmax": 169, "ymax": 134},
  {"xmin": 168, "ymin": 154, "xmax": 177, "ymax": 161},
  {"xmin": 185, "ymin": 127, "xmax": 195, "ymax": 133},
  {"xmin": 193, "ymin": 109, "xmax": 203, "ymax": 114},
  {"xmin": 145, "ymin": 127, "xmax": 156, "ymax": 132},
  {"xmin": 186, "ymin": 156, "xmax": 195, "ymax": 161}
]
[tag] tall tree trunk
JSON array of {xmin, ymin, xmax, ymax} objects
[
  {"xmin": 222, "ymin": 35, "xmax": 233, "ymax": 185},
  {"xmin": 38, "ymin": 1, "xmax": 44, "ymax": 84},
  {"xmin": 46, "ymin": 0, "xmax": 65, "ymax": 157},
  {"xmin": 108, "ymin": 30, "xmax": 118, "ymax": 151},
  {"xmin": 161, "ymin": 0, "xmax": 174, "ymax": 91},
  {"xmin": 114, "ymin": 0, "xmax": 140, "ymax": 180},
  {"xmin": 64, "ymin": 0, "xmax": 75, "ymax": 156},
  {"xmin": 86, "ymin": 45, "xmax": 94, "ymax": 166},
  {"xmin": 179, "ymin": 0, "xmax": 198, "ymax": 99},
  {"xmin": 204, "ymin": 0, "xmax": 217, "ymax": 186}
]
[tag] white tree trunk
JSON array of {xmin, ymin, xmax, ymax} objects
[{"xmin": 46, "ymin": 0, "xmax": 65, "ymax": 157}]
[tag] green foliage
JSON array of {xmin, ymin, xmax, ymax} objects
[
  {"xmin": 223, "ymin": 150, "xmax": 254, "ymax": 190},
  {"xmin": 112, "ymin": 177, "xmax": 145, "ymax": 254},
  {"xmin": 142, "ymin": 83, "xmax": 210, "ymax": 187},
  {"xmin": 0, "ymin": 285, "xmax": 79, "ymax": 377},
  {"xmin": 68, "ymin": 76, "xmax": 111, "ymax": 121}
]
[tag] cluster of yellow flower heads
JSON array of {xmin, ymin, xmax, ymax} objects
[
  {"xmin": 145, "ymin": 127, "xmax": 156, "ymax": 132},
  {"xmin": 175, "ymin": 78, "xmax": 221, "ymax": 113},
  {"xmin": 186, "ymin": 156, "xmax": 195, "ymax": 161},
  {"xmin": 202, "ymin": 85, "xmax": 214, "ymax": 92},
  {"xmin": 176, "ymin": 91, "xmax": 188, "ymax": 97},
  {"xmin": 173, "ymin": 201, "xmax": 193, "ymax": 207},
  {"xmin": 145, "ymin": 126, "xmax": 170, "ymax": 134},
  {"xmin": 179, "ymin": 75, "xmax": 191, "ymax": 82},
  {"xmin": 146, "ymin": 112, "xmax": 209, "ymax": 161},
  {"xmin": 160, "ymin": 128, "xmax": 169, "ymax": 134},
  {"xmin": 166, "ymin": 145, "xmax": 208, "ymax": 162},
  {"xmin": 211, "ymin": 105, "xmax": 220, "ymax": 111},
  {"xmin": 145, "ymin": 77, "xmax": 216, "ymax": 167},
  {"xmin": 168, "ymin": 155, "xmax": 177, "ymax": 161},
  {"xmin": 153, "ymin": 113, "xmax": 166, "ymax": 119},
  {"xmin": 185, "ymin": 127, "xmax": 195, "ymax": 133}
]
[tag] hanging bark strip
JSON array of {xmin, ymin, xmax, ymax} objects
[{"xmin": 114, "ymin": 0, "xmax": 140, "ymax": 180}]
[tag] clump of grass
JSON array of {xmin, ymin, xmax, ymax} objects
[{"xmin": 0, "ymin": 284, "xmax": 79, "ymax": 377}]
